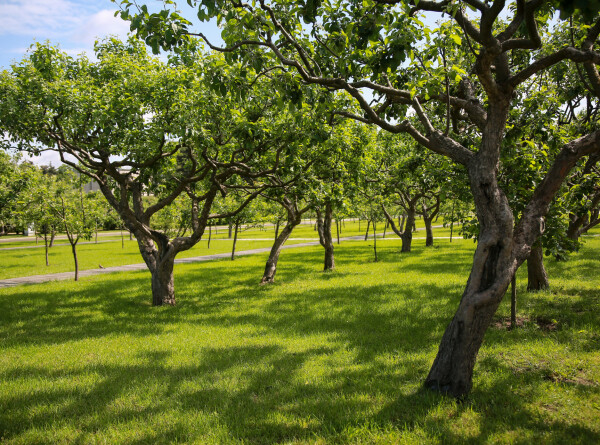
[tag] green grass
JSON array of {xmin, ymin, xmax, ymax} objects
[
  {"xmin": 0, "ymin": 219, "xmax": 456, "ymax": 280},
  {"xmin": 0, "ymin": 231, "xmax": 598, "ymax": 444}
]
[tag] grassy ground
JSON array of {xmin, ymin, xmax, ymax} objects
[
  {"xmin": 0, "ymin": 219, "xmax": 456, "ymax": 280},
  {"xmin": 1, "ymin": 231, "xmax": 597, "ymax": 444}
]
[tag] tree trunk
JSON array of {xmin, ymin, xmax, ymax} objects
[
  {"xmin": 208, "ymin": 224, "xmax": 212, "ymax": 248},
  {"xmin": 317, "ymin": 204, "xmax": 335, "ymax": 271},
  {"xmin": 383, "ymin": 220, "xmax": 387, "ymax": 238},
  {"xmin": 231, "ymin": 222, "xmax": 239, "ymax": 260},
  {"xmin": 373, "ymin": 220, "xmax": 378, "ymax": 262},
  {"xmin": 228, "ymin": 223, "xmax": 233, "ymax": 239},
  {"xmin": 121, "ymin": 226, "xmax": 125, "ymax": 249},
  {"xmin": 364, "ymin": 220, "xmax": 371, "ymax": 241},
  {"xmin": 137, "ymin": 235, "xmax": 177, "ymax": 306},
  {"xmin": 424, "ymin": 216, "xmax": 434, "ymax": 247},
  {"xmin": 275, "ymin": 219, "xmax": 280, "ymax": 240},
  {"xmin": 425, "ymin": 140, "xmax": 516, "ymax": 398},
  {"xmin": 401, "ymin": 210, "xmax": 415, "ymax": 252},
  {"xmin": 261, "ymin": 220, "xmax": 297, "ymax": 284},
  {"xmin": 44, "ymin": 232, "xmax": 49, "ymax": 266},
  {"xmin": 71, "ymin": 242, "xmax": 79, "ymax": 281},
  {"xmin": 49, "ymin": 228, "xmax": 56, "ymax": 248},
  {"xmin": 527, "ymin": 244, "xmax": 549, "ymax": 291},
  {"xmin": 336, "ymin": 218, "xmax": 340, "ymax": 244}
]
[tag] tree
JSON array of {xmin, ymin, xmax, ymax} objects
[
  {"xmin": 0, "ymin": 38, "xmax": 322, "ymax": 306},
  {"xmin": 48, "ymin": 170, "xmax": 95, "ymax": 280},
  {"xmin": 123, "ymin": 1, "xmax": 600, "ymax": 396}
]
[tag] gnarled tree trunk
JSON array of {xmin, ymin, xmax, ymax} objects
[
  {"xmin": 137, "ymin": 232, "xmax": 177, "ymax": 306},
  {"xmin": 527, "ymin": 243, "xmax": 549, "ymax": 291}
]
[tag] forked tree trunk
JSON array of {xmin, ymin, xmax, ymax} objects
[
  {"xmin": 527, "ymin": 244, "xmax": 549, "ymax": 291},
  {"xmin": 261, "ymin": 219, "xmax": 298, "ymax": 284},
  {"xmin": 136, "ymin": 233, "xmax": 177, "ymax": 306},
  {"xmin": 423, "ymin": 216, "xmax": 434, "ymax": 247}
]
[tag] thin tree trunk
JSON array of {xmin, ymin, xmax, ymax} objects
[
  {"xmin": 44, "ymin": 232, "xmax": 49, "ymax": 266},
  {"xmin": 336, "ymin": 218, "xmax": 340, "ymax": 244},
  {"xmin": 527, "ymin": 244, "xmax": 549, "ymax": 291},
  {"xmin": 275, "ymin": 219, "xmax": 280, "ymax": 240},
  {"xmin": 261, "ymin": 220, "xmax": 298, "ymax": 284},
  {"xmin": 49, "ymin": 228, "xmax": 56, "ymax": 248},
  {"xmin": 228, "ymin": 223, "xmax": 233, "ymax": 239},
  {"xmin": 231, "ymin": 222, "xmax": 239, "ymax": 260},
  {"xmin": 364, "ymin": 220, "xmax": 371, "ymax": 241},
  {"xmin": 511, "ymin": 274, "xmax": 517, "ymax": 329},
  {"xmin": 383, "ymin": 220, "xmax": 387, "ymax": 238},
  {"xmin": 71, "ymin": 242, "xmax": 79, "ymax": 281},
  {"xmin": 450, "ymin": 201, "xmax": 455, "ymax": 243},
  {"xmin": 208, "ymin": 224, "xmax": 212, "ymax": 248},
  {"xmin": 373, "ymin": 220, "xmax": 378, "ymax": 262}
]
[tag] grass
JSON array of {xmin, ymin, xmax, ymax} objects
[
  {"xmin": 0, "ymin": 219, "xmax": 456, "ymax": 280},
  {"xmin": 1, "ymin": 230, "xmax": 597, "ymax": 444}
]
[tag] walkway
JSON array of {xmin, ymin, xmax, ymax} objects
[{"xmin": 0, "ymin": 225, "xmax": 451, "ymax": 288}]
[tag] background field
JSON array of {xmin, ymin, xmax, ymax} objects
[{"xmin": 0, "ymin": 228, "xmax": 598, "ymax": 444}]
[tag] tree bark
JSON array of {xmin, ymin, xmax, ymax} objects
[
  {"xmin": 208, "ymin": 224, "xmax": 212, "ymax": 248},
  {"xmin": 274, "ymin": 219, "xmax": 280, "ymax": 240},
  {"xmin": 317, "ymin": 203, "xmax": 335, "ymax": 271},
  {"xmin": 423, "ymin": 216, "xmax": 434, "ymax": 247},
  {"xmin": 137, "ymin": 234, "xmax": 177, "ymax": 306},
  {"xmin": 336, "ymin": 218, "xmax": 340, "ymax": 244},
  {"xmin": 426, "ymin": 119, "xmax": 517, "ymax": 397},
  {"xmin": 261, "ymin": 219, "xmax": 299, "ymax": 284},
  {"xmin": 228, "ymin": 223, "xmax": 233, "ymax": 239},
  {"xmin": 364, "ymin": 220, "xmax": 370, "ymax": 241},
  {"xmin": 401, "ymin": 210, "xmax": 415, "ymax": 252},
  {"xmin": 527, "ymin": 244, "xmax": 549, "ymax": 291},
  {"xmin": 71, "ymin": 242, "xmax": 79, "ymax": 282},
  {"xmin": 231, "ymin": 222, "xmax": 239, "ymax": 260}
]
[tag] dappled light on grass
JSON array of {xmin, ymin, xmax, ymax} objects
[{"xmin": 0, "ymin": 235, "xmax": 599, "ymax": 443}]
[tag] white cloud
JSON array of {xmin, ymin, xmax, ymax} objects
[
  {"xmin": 0, "ymin": 0, "xmax": 90, "ymax": 37},
  {"xmin": 72, "ymin": 9, "xmax": 130, "ymax": 47}
]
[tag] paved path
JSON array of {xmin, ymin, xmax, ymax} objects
[{"xmin": 0, "ymin": 225, "xmax": 450, "ymax": 288}]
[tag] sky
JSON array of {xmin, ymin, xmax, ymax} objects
[{"xmin": 0, "ymin": 0, "xmax": 221, "ymax": 166}]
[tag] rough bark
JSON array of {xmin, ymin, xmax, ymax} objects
[
  {"xmin": 527, "ymin": 244, "xmax": 549, "ymax": 291},
  {"xmin": 316, "ymin": 203, "xmax": 335, "ymax": 271},
  {"xmin": 425, "ymin": 104, "xmax": 517, "ymax": 397},
  {"xmin": 137, "ymin": 232, "xmax": 177, "ymax": 306}
]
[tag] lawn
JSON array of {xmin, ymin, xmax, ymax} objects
[
  {"xmin": 0, "ymin": 218, "xmax": 457, "ymax": 280},
  {"xmin": 0, "ymin": 231, "xmax": 598, "ymax": 444}
]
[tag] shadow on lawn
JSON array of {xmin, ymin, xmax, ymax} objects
[{"xmin": 1, "ymin": 242, "xmax": 599, "ymax": 443}]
